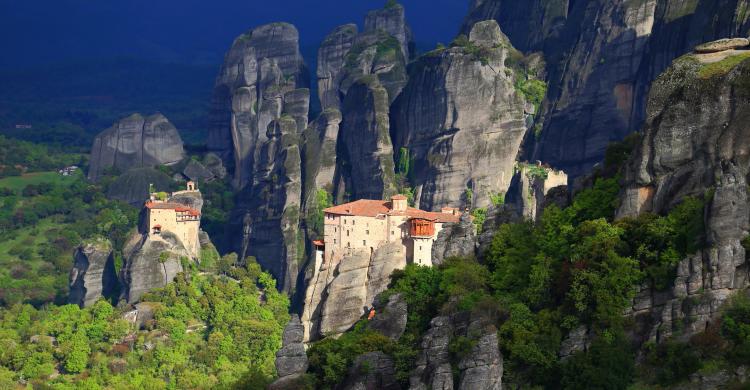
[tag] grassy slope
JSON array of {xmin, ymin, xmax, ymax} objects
[{"xmin": 0, "ymin": 170, "xmax": 81, "ymax": 191}]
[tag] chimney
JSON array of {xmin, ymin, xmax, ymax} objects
[{"xmin": 391, "ymin": 194, "xmax": 407, "ymax": 212}]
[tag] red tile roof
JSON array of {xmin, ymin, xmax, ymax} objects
[
  {"xmin": 323, "ymin": 199, "xmax": 461, "ymax": 223},
  {"xmin": 145, "ymin": 201, "xmax": 201, "ymax": 216}
]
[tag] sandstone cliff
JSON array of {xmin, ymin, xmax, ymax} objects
[
  {"xmin": 269, "ymin": 315, "xmax": 309, "ymax": 390},
  {"xmin": 206, "ymin": 22, "xmax": 309, "ymax": 189},
  {"xmin": 618, "ymin": 44, "xmax": 750, "ymax": 342},
  {"xmin": 392, "ymin": 20, "xmax": 530, "ymax": 210},
  {"xmin": 233, "ymin": 116, "xmax": 303, "ymax": 294},
  {"xmin": 301, "ymin": 242, "xmax": 405, "ymax": 342},
  {"xmin": 462, "ymin": 0, "xmax": 750, "ymax": 177},
  {"xmin": 409, "ymin": 314, "xmax": 503, "ymax": 390},
  {"xmin": 364, "ymin": 2, "xmax": 414, "ymax": 62},
  {"xmin": 120, "ymin": 231, "xmax": 190, "ymax": 303},
  {"xmin": 68, "ymin": 238, "xmax": 119, "ymax": 307},
  {"xmin": 207, "ymin": 22, "xmax": 308, "ymax": 296},
  {"xmin": 317, "ymin": 24, "xmax": 359, "ymax": 111},
  {"xmin": 88, "ymin": 113, "xmax": 185, "ymax": 181}
]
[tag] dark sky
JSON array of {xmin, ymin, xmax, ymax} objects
[{"xmin": 0, "ymin": 0, "xmax": 468, "ymax": 68}]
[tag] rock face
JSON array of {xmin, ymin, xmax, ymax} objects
[
  {"xmin": 618, "ymin": 50, "xmax": 750, "ymax": 342},
  {"xmin": 233, "ymin": 116, "xmax": 303, "ymax": 294},
  {"xmin": 106, "ymin": 167, "xmax": 174, "ymax": 206},
  {"xmin": 206, "ymin": 22, "xmax": 309, "ymax": 189},
  {"xmin": 410, "ymin": 313, "xmax": 502, "ymax": 390},
  {"xmin": 270, "ymin": 314, "xmax": 309, "ymax": 389},
  {"xmin": 302, "ymin": 242, "xmax": 406, "ymax": 341},
  {"xmin": 88, "ymin": 113, "xmax": 185, "ymax": 181},
  {"xmin": 120, "ymin": 231, "xmax": 190, "ymax": 303},
  {"xmin": 364, "ymin": 3, "xmax": 414, "ymax": 61},
  {"xmin": 392, "ymin": 20, "xmax": 529, "ymax": 210},
  {"xmin": 369, "ymin": 293, "xmax": 408, "ymax": 340},
  {"xmin": 68, "ymin": 239, "xmax": 119, "ymax": 307},
  {"xmin": 340, "ymin": 351, "xmax": 400, "ymax": 390},
  {"xmin": 338, "ymin": 78, "xmax": 398, "ymax": 201},
  {"xmin": 432, "ymin": 212, "xmax": 477, "ymax": 265},
  {"xmin": 206, "ymin": 22, "xmax": 308, "ymax": 295},
  {"xmin": 462, "ymin": 0, "xmax": 750, "ymax": 177},
  {"xmin": 317, "ymin": 24, "xmax": 358, "ymax": 111}
]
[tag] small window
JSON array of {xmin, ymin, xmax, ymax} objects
[
  {"xmin": 347, "ymin": 231, "xmax": 350, "ymax": 237},
  {"xmin": 334, "ymin": 239, "xmax": 337, "ymax": 244},
  {"xmin": 353, "ymin": 220, "xmax": 356, "ymax": 225},
  {"xmin": 366, "ymin": 230, "xmax": 369, "ymax": 235},
  {"xmin": 419, "ymin": 246, "xmax": 422, "ymax": 250},
  {"xmin": 391, "ymin": 230, "xmax": 394, "ymax": 235},
  {"xmin": 347, "ymin": 242, "xmax": 351, "ymax": 248},
  {"xmin": 363, "ymin": 240, "xmax": 366, "ymax": 246}
]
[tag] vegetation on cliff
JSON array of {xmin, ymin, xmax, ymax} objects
[{"xmin": 0, "ymin": 258, "xmax": 289, "ymax": 388}]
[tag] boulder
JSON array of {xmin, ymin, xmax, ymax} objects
[
  {"xmin": 88, "ymin": 113, "xmax": 184, "ymax": 181},
  {"xmin": 68, "ymin": 238, "xmax": 118, "ymax": 307}
]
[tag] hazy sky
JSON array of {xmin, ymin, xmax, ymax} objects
[{"xmin": 0, "ymin": 0, "xmax": 468, "ymax": 67}]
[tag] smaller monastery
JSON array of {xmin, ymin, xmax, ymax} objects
[
  {"xmin": 316, "ymin": 194, "xmax": 462, "ymax": 268},
  {"xmin": 144, "ymin": 181, "xmax": 201, "ymax": 258}
]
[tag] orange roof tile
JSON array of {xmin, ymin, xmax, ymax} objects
[
  {"xmin": 323, "ymin": 199, "xmax": 461, "ymax": 223},
  {"xmin": 145, "ymin": 201, "xmax": 201, "ymax": 216}
]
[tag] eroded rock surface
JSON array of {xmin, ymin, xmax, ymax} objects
[
  {"xmin": 88, "ymin": 113, "xmax": 184, "ymax": 181},
  {"xmin": 207, "ymin": 22, "xmax": 308, "ymax": 294},
  {"xmin": 340, "ymin": 351, "xmax": 400, "ymax": 390},
  {"xmin": 69, "ymin": 239, "xmax": 119, "ymax": 307},
  {"xmin": 270, "ymin": 314, "xmax": 309, "ymax": 389},
  {"xmin": 463, "ymin": 0, "xmax": 750, "ymax": 177},
  {"xmin": 317, "ymin": 24, "xmax": 358, "ymax": 111},
  {"xmin": 120, "ymin": 231, "xmax": 189, "ymax": 303},
  {"xmin": 432, "ymin": 212, "xmax": 477, "ymax": 265},
  {"xmin": 392, "ymin": 21, "xmax": 529, "ymax": 209},
  {"xmin": 302, "ymin": 242, "xmax": 405, "ymax": 341},
  {"xmin": 618, "ymin": 49, "xmax": 750, "ymax": 342}
]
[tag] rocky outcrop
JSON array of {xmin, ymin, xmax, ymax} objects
[
  {"xmin": 369, "ymin": 293, "xmax": 408, "ymax": 340},
  {"xmin": 206, "ymin": 22, "xmax": 309, "ymax": 189},
  {"xmin": 302, "ymin": 109, "xmax": 341, "ymax": 204},
  {"xmin": 432, "ymin": 213, "xmax": 477, "ymax": 265},
  {"xmin": 462, "ymin": 0, "xmax": 750, "ymax": 177},
  {"xmin": 182, "ymin": 159, "xmax": 215, "ymax": 182},
  {"xmin": 120, "ymin": 231, "xmax": 190, "ymax": 303},
  {"xmin": 409, "ymin": 316, "xmax": 454, "ymax": 390},
  {"xmin": 270, "ymin": 315, "xmax": 309, "ymax": 389},
  {"xmin": 207, "ymin": 22, "xmax": 308, "ymax": 295},
  {"xmin": 338, "ymin": 78, "xmax": 398, "ymax": 201},
  {"xmin": 392, "ymin": 20, "xmax": 529, "ymax": 210},
  {"xmin": 88, "ymin": 113, "xmax": 184, "ymax": 181},
  {"xmin": 410, "ymin": 313, "xmax": 503, "ymax": 390},
  {"xmin": 618, "ymin": 48, "xmax": 750, "ymax": 342},
  {"xmin": 302, "ymin": 242, "xmax": 405, "ymax": 341},
  {"xmin": 68, "ymin": 239, "xmax": 119, "ymax": 307},
  {"xmin": 106, "ymin": 167, "xmax": 173, "ymax": 206},
  {"xmin": 340, "ymin": 351, "xmax": 400, "ymax": 390},
  {"xmin": 339, "ymin": 30, "xmax": 408, "ymax": 106},
  {"xmin": 317, "ymin": 24, "xmax": 359, "ymax": 111},
  {"xmin": 364, "ymin": 2, "xmax": 414, "ymax": 61},
  {"xmin": 233, "ymin": 116, "xmax": 303, "ymax": 294}
]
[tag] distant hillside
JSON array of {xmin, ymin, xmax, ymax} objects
[{"xmin": 0, "ymin": 58, "xmax": 217, "ymax": 148}]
